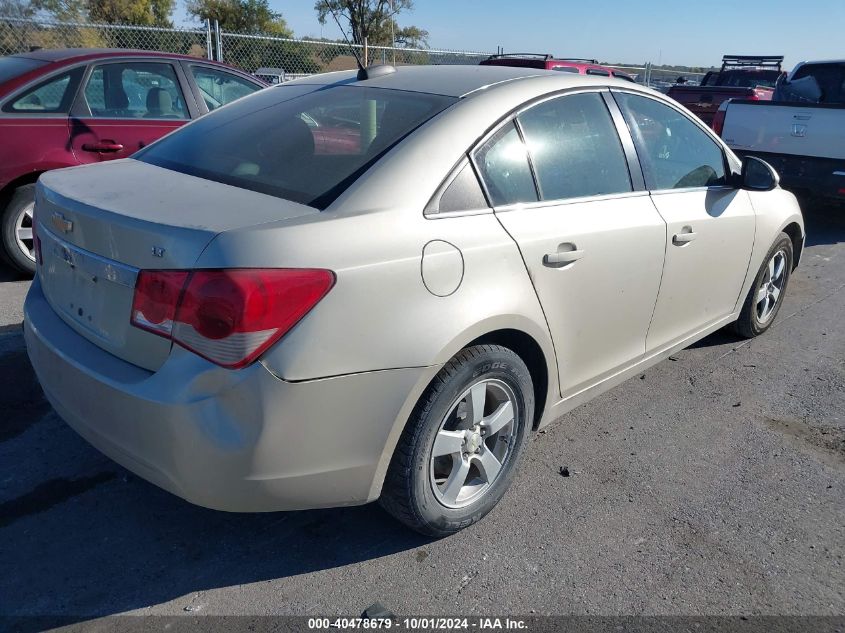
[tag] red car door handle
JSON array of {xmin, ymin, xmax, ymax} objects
[{"xmin": 81, "ymin": 142, "xmax": 124, "ymax": 153}]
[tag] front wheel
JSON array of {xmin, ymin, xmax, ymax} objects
[
  {"xmin": 380, "ymin": 345, "xmax": 534, "ymax": 537},
  {"xmin": 1, "ymin": 184, "xmax": 37, "ymax": 275},
  {"xmin": 734, "ymin": 232, "xmax": 793, "ymax": 338}
]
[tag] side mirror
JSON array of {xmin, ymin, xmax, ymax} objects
[{"xmin": 740, "ymin": 156, "xmax": 780, "ymax": 191}]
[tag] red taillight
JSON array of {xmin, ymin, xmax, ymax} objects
[
  {"xmin": 131, "ymin": 271, "xmax": 190, "ymax": 336},
  {"xmin": 130, "ymin": 269, "xmax": 334, "ymax": 369},
  {"xmin": 32, "ymin": 208, "xmax": 42, "ymax": 266},
  {"xmin": 712, "ymin": 103, "xmax": 728, "ymax": 137}
]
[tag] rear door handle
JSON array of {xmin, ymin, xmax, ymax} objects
[
  {"xmin": 672, "ymin": 230, "xmax": 697, "ymax": 245},
  {"xmin": 81, "ymin": 141, "xmax": 124, "ymax": 153},
  {"xmin": 543, "ymin": 246, "xmax": 585, "ymax": 268}
]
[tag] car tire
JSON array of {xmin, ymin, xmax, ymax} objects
[
  {"xmin": 733, "ymin": 232, "xmax": 793, "ymax": 339},
  {"xmin": 380, "ymin": 344, "xmax": 534, "ymax": 537},
  {"xmin": 1, "ymin": 184, "xmax": 37, "ymax": 276}
]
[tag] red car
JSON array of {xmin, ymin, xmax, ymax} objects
[
  {"xmin": 480, "ymin": 53, "xmax": 636, "ymax": 82},
  {"xmin": 0, "ymin": 48, "xmax": 266, "ymax": 274}
]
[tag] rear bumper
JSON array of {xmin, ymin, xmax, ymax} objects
[
  {"xmin": 24, "ymin": 276, "xmax": 427, "ymax": 512},
  {"xmin": 734, "ymin": 150, "xmax": 845, "ymax": 201}
]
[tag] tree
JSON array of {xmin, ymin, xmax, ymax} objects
[
  {"xmin": 314, "ymin": 0, "xmax": 428, "ymax": 47},
  {"xmin": 186, "ymin": 0, "xmax": 291, "ymax": 36},
  {"xmin": 31, "ymin": 0, "xmax": 87, "ymax": 20},
  {"xmin": 87, "ymin": 0, "xmax": 175, "ymax": 27},
  {"xmin": 0, "ymin": 0, "xmax": 36, "ymax": 18}
]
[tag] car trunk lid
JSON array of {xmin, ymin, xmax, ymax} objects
[{"xmin": 36, "ymin": 159, "xmax": 319, "ymax": 372}]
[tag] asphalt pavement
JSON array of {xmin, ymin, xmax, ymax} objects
[{"xmin": 0, "ymin": 204, "xmax": 843, "ymax": 622}]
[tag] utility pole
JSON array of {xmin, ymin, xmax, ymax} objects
[{"xmin": 390, "ymin": 0, "xmax": 396, "ymax": 64}]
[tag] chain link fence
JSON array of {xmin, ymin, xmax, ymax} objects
[
  {"xmin": 219, "ymin": 31, "xmax": 491, "ymax": 76},
  {"xmin": 1, "ymin": 16, "xmax": 707, "ymax": 87},
  {"xmin": 0, "ymin": 16, "xmax": 491, "ymax": 78},
  {"xmin": 1, "ymin": 16, "xmax": 212, "ymax": 59}
]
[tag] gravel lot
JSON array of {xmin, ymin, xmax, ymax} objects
[{"xmin": 0, "ymin": 204, "xmax": 843, "ymax": 621}]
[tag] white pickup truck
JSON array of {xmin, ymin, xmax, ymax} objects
[{"xmin": 716, "ymin": 60, "xmax": 845, "ymax": 203}]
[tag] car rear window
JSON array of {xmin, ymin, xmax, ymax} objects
[
  {"xmin": 791, "ymin": 63, "xmax": 845, "ymax": 104},
  {"xmin": 716, "ymin": 70, "xmax": 781, "ymax": 88},
  {"xmin": 137, "ymin": 84, "xmax": 456, "ymax": 210},
  {"xmin": 0, "ymin": 56, "xmax": 47, "ymax": 85}
]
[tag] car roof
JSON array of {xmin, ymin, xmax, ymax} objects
[{"xmin": 282, "ymin": 64, "xmax": 636, "ymax": 98}]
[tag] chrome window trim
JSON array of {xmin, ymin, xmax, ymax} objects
[
  {"xmin": 39, "ymin": 225, "xmax": 139, "ymax": 288},
  {"xmin": 426, "ymin": 207, "xmax": 494, "ymax": 220},
  {"xmin": 649, "ymin": 185, "xmax": 736, "ymax": 196},
  {"xmin": 492, "ymin": 189, "xmax": 651, "ymax": 214}
]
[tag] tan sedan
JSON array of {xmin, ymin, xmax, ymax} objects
[{"xmin": 24, "ymin": 65, "xmax": 804, "ymax": 535}]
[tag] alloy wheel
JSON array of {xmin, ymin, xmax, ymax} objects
[
  {"xmin": 756, "ymin": 249, "xmax": 787, "ymax": 324},
  {"xmin": 14, "ymin": 201, "xmax": 36, "ymax": 263},
  {"xmin": 429, "ymin": 379, "xmax": 518, "ymax": 509}
]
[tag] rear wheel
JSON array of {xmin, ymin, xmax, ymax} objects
[
  {"xmin": 734, "ymin": 232, "xmax": 793, "ymax": 338},
  {"xmin": 1, "ymin": 184, "xmax": 37, "ymax": 275},
  {"xmin": 380, "ymin": 345, "xmax": 534, "ymax": 536}
]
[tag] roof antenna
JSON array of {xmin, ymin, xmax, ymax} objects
[
  {"xmin": 326, "ymin": 7, "xmax": 368, "ymax": 80},
  {"xmin": 327, "ymin": 7, "xmax": 396, "ymax": 81}
]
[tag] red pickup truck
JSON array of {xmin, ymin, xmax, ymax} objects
[{"xmin": 667, "ymin": 55, "xmax": 785, "ymax": 126}]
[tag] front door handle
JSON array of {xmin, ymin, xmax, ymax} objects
[
  {"xmin": 672, "ymin": 228, "xmax": 697, "ymax": 245},
  {"xmin": 543, "ymin": 245, "xmax": 585, "ymax": 268},
  {"xmin": 81, "ymin": 141, "xmax": 124, "ymax": 153}
]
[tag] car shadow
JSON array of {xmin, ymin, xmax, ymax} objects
[
  {"xmin": 687, "ymin": 327, "xmax": 743, "ymax": 350},
  {"xmin": 2, "ymin": 438, "xmax": 432, "ymax": 621},
  {"xmin": 0, "ymin": 262, "xmax": 27, "ymax": 282},
  {"xmin": 801, "ymin": 200, "xmax": 845, "ymax": 247},
  {"xmin": 0, "ymin": 336, "xmax": 432, "ymax": 621}
]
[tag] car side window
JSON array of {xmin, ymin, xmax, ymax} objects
[
  {"xmin": 614, "ymin": 92, "xmax": 727, "ymax": 190},
  {"xmin": 3, "ymin": 67, "xmax": 84, "ymax": 114},
  {"xmin": 517, "ymin": 92, "xmax": 632, "ymax": 201},
  {"xmin": 83, "ymin": 62, "xmax": 188, "ymax": 120},
  {"xmin": 473, "ymin": 121, "xmax": 538, "ymax": 207},
  {"xmin": 189, "ymin": 66, "xmax": 261, "ymax": 111}
]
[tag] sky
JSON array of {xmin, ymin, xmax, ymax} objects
[{"xmin": 174, "ymin": 0, "xmax": 845, "ymax": 70}]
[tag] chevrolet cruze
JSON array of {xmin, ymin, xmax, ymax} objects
[{"xmin": 24, "ymin": 65, "xmax": 804, "ymax": 536}]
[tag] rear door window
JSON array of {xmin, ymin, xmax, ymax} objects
[
  {"xmin": 83, "ymin": 62, "xmax": 189, "ymax": 119},
  {"xmin": 137, "ymin": 85, "xmax": 456, "ymax": 209},
  {"xmin": 517, "ymin": 92, "xmax": 631, "ymax": 201},
  {"xmin": 3, "ymin": 67, "xmax": 84, "ymax": 114},
  {"xmin": 472, "ymin": 121, "xmax": 538, "ymax": 207},
  {"xmin": 189, "ymin": 65, "xmax": 261, "ymax": 111}
]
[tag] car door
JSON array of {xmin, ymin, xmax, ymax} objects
[
  {"xmin": 476, "ymin": 91, "xmax": 667, "ymax": 397},
  {"xmin": 184, "ymin": 63, "xmax": 263, "ymax": 113},
  {"xmin": 69, "ymin": 60, "xmax": 193, "ymax": 165},
  {"xmin": 0, "ymin": 65, "xmax": 84, "ymax": 171},
  {"xmin": 612, "ymin": 91, "xmax": 756, "ymax": 351}
]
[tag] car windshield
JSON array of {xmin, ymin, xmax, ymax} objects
[
  {"xmin": 137, "ymin": 83, "xmax": 456, "ymax": 210},
  {"xmin": 0, "ymin": 56, "xmax": 47, "ymax": 85}
]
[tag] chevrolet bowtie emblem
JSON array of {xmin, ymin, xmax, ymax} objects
[{"xmin": 51, "ymin": 212, "xmax": 73, "ymax": 233}]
